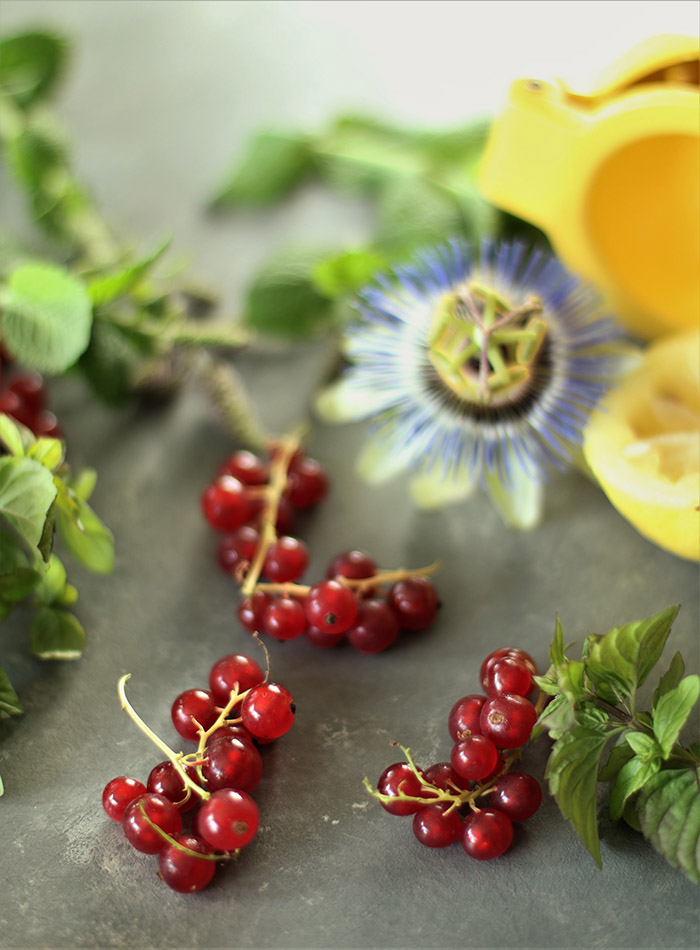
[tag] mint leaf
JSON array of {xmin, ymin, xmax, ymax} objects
[
  {"xmin": 1, "ymin": 261, "xmax": 93, "ymax": 373},
  {"xmin": 244, "ymin": 251, "xmax": 335, "ymax": 339},
  {"xmin": 584, "ymin": 605, "xmax": 680, "ymax": 703},
  {"xmin": 0, "ymin": 455, "xmax": 57, "ymax": 550},
  {"xmin": 653, "ymin": 651, "xmax": 686, "ymax": 710},
  {"xmin": 545, "ymin": 724, "xmax": 610, "ymax": 867},
  {"xmin": 0, "ymin": 667, "xmax": 23, "ymax": 717},
  {"xmin": 211, "ymin": 131, "xmax": 314, "ymax": 207},
  {"xmin": 87, "ymin": 238, "xmax": 170, "ymax": 306},
  {"xmin": 609, "ymin": 755, "xmax": 661, "ymax": 820},
  {"xmin": 636, "ymin": 768, "xmax": 700, "ymax": 883},
  {"xmin": 653, "ymin": 676, "xmax": 700, "ymax": 759},
  {"xmin": 29, "ymin": 605, "xmax": 85, "ymax": 658},
  {"xmin": 55, "ymin": 494, "xmax": 114, "ymax": 573},
  {"xmin": 0, "ymin": 31, "xmax": 68, "ymax": 108}
]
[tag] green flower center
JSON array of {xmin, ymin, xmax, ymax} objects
[{"xmin": 427, "ymin": 281, "xmax": 546, "ymax": 407}]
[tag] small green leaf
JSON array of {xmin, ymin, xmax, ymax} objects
[
  {"xmin": 4, "ymin": 118, "xmax": 67, "ymax": 193},
  {"xmin": 625, "ymin": 731, "xmax": 660, "ymax": 761},
  {"xmin": 0, "ymin": 31, "xmax": 68, "ymax": 108},
  {"xmin": 0, "ymin": 666, "xmax": 23, "ymax": 717},
  {"xmin": 87, "ymin": 238, "xmax": 170, "ymax": 307},
  {"xmin": 244, "ymin": 251, "xmax": 335, "ymax": 339},
  {"xmin": 653, "ymin": 651, "xmax": 686, "ymax": 710},
  {"xmin": 599, "ymin": 741, "xmax": 636, "ymax": 783},
  {"xmin": 76, "ymin": 320, "xmax": 146, "ymax": 406},
  {"xmin": 1, "ymin": 261, "xmax": 93, "ymax": 373},
  {"xmin": 609, "ymin": 755, "xmax": 661, "ymax": 821},
  {"xmin": 0, "ymin": 455, "xmax": 57, "ymax": 550},
  {"xmin": 27, "ymin": 436, "xmax": 64, "ymax": 470},
  {"xmin": 29, "ymin": 605, "xmax": 85, "ymax": 658},
  {"xmin": 653, "ymin": 675, "xmax": 700, "ymax": 759},
  {"xmin": 34, "ymin": 553, "xmax": 67, "ymax": 606},
  {"xmin": 0, "ymin": 412, "xmax": 27, "ymax": 457},
  {"xmin": 636, "ymin": 768, "xmax": 700, "ymax": 883},
  {"xmin": 211, "ymin": 131, "xmax": 314, "ymax": 207},
  {"xmin": 534, "ymin": 692, "xmax": 576, "ymax": 740},
  {"xmin": 0, "ymin": 566, "xmax": 41, "ymax": 602},
  {"xmin": 549, "ymin": 615, "xmax": 566, "ymax": 666},
  {"xmin": 70, "ymin": 468, "xmax": 97, "ymax": 502},
  {"xmin": 37, "ymin": 499, "xmax": 55, "ymax": 563},
  {"xmin": 55, "ymin": 495, "xmax": 114, "ymax": 573},
  {"xmin": 312, "ymin": 249, "xmax": 387, "ymax": 298}
]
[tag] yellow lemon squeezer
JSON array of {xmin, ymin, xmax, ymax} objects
[{"xmin": 479, "ymin": 35, "xmax": 700, "ymax": 339}]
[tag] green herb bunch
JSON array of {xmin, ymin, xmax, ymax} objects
[{"xmin": 537, "ymin": 605, "xmax": 700, "ymax": 883}]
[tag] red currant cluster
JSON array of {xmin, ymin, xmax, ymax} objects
[
  {"xmin": 102, "ymin": 651, "xmax": 295, "ymax": 893},
  {"xmin": 202, "ymin": 440, "xmax": 440, "ymax": 653},
  {"xmin": 0, "ymin": 348, "xmax": 61, "ymax": 438},
  {"xmin": 365, "ymin": 647, "xmax": 542, "ymax": 860}
]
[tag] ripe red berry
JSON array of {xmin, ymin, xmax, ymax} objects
[
  {"xmin": 102, "ymin": 776, "xmax": 147, "ymax": 821},
  {"xmin": 447, "ymin": 694, "xmax": 486, "ymax": 741},
  {"xmin": 422, "ymin": 762, "xmax": 468, "ymax": 792},
  {"xmin": 201, "ymin": 736, "xmax": 263, "ymax": 793},
  {"xmin": 486, "ymin": 656, "xmax": 534, "ymax": 698},
  {"xmin": 208, "ymin": 653, "xmax": 265, "ymax": 706},
  {"xmin": 304, "ymin": 625, "xmax": 346, "ymax": 648},
  {"xmin": 147, "ymin": 761, "xmax": 199, "ymax": 812},
  {"xmin": 237, "ymin": 591, "xmax": 272, "ymax": 632},
  {"xmin": 388, "ymin": 576, "xmax": 438, "ymax": 630},
  {"xmin": 240, "ymin": 683, "xmax": 295, "ymax": 740},
  {"xmin": 8, "ymin": 371, "xmax": 46, "ymax": 413},
  {"xmin": 158, "ymin": 834, "xmax": 216, "ymax": 893},
  {"xmin": 376, "ymin": 762, "xmax": 426, "ymax": 816},
  {"xmin": 286, "ymin": 457, "xmax": 329, "ymax": 508},
  {"xmin": 304, "ymin": 580, "xmax": 358, "ymax": 634},
  {"xmin": 326, "ymin": 549, "xmax": 377, "ymax": 582},
  {"xmin": 171, "ymin": 689, "xmax": 220, "ymax": 742},
  {"xmin": 263, "ymin": 536, "xmax": 309, "ymax": 583},
  {"xmin": 489, "ymin": 772, "xmax": 542, "ymax": 822},
  {"xmin": 201, "ymin": 476, "xmax": 256, "ymax": 531},
  {"xmin": 218, "ymin": 450, "xmax": 269, "ymax": 485},
  {"xmin": 122, "ymin": 792, "xmax": 182, "ymax": 854},
  {"xmin": 263, "ymin": 596, "xmax": 307, "ymax": 640},
  {"xmin": 479, "ymin": 648, "xmax": 537, "ymax": 691},
  {"xmin": 480, "ymin": 694, "xmax": 537, "ymax": 749},
  {"xmin": 451, "ymin": 734, "xmax": 499, "ymax": 782},
  {"xmin": 412, "ymin": 803, "xmax": 462, "ymax": 848},
  {"xmin": 461, "ymin": 809, "xmax": 513, "ymax": 860},
  {"xmin": 205, "ymin": 723, "xmax": 255, "ymax": 746},
  {"xmin": 216, "ymin": 526, "xmax": 260, "ymax": 575},
  {"xmin": 195, "ymin": 788, "xmax": 259, "ymax": 851},
  {"xmin": 346, "ymin": 598, "xmax": 399, "ymax": 654}
]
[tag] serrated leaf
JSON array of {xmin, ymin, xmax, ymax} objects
[
  {"xmin": 0, "ymin": 666, "xmax": 23, "ymax": 717},
  {"xmin": 0, "ymin": 31, "xmax": 68, "ymax": 108},
  {"xmin": 1, "ymin": 261, "xmax": 93, "ymax": 373},
  {"xmin": 0, "ymin": 455, "xmax": 57, "ymax": 550},
  {"xmin": 636, "ymin": 768, "xmax": 700, "ymax": 883},
  {"xmin": 27, "ymin": 436, "xmax": 64, "ymax": 470},
  {"xmin": 0, "ymin": 412, "xmax": 26, "ymax": 457},
  {"xmin": 244, "ymin": 251, "xmax": 335, "ymax": 339},
  {"xmin": 545, "ymin": 724, "xmax": 610, "ymax": 867},
  {"xmin": 211, "ymin": 131, "xmax": 314, "ymax": 207},
  {"xmin": 55, "ymin": 494, "xmax": 114, "ymax": 573},
  {"xmin": 584, "ymin": 605, "xmax": 680, "ymax": 703},
  {"xmin": 653, "ymin": 652, "xmax": 686, "ymax": 711},
  {"xmin": 0, "ymin": 566, "xmax": 41, "ymax": 602},
  {"xmin": 609, "ymin": 754, "xmax": 661, "ymax": 820},
  {"xmin": 312, "ymin": 249, "xmax": 387, "ymax": 299},
  {"xmin": 30, "ymin": 605, "xmax": 85, "ymax": 658},
  {"xmin": 599, "ymin": 741, "xmax": 636, "ymax": 783},
  {"xmin": 653, "ymin": 676, "xmax": 700, "ymax": 759},
  {"xmin": 534, "ymin": 692, "xmax": 576, "ymax": 740},
  {"xmin": 87, "ymin": 238, "xmax": 170, "ymax": 307}
]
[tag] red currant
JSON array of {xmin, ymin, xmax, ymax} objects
[
  {"xmin": 263, "ymin": 536, "xmax": 309, "ymax": 583},
  {"xmin": 201, "ymin": 476, "xmax": 256, "ymax": 531},
  {"xmin": 346, "ymin": 598, "xmax": 399, "ymax": 654},
  {"xmin": 158, "ymin": 834, "xmax": 216, "ymax": 893},
  {"xmin": 412, "ymin": 803, "xmax": 462, "ymax": 848},
  {"xmin": 122, "ymin": 792, "xmax": 182, "ymax": 854},
  {"xmin": 304, "ymin": 625, "xmax": 346, "ymax": 648},
  {"xmin": 479, "ymin": 648, "xmax": 537, "ymax": 691},
  {"xmin": 388, "ymin": 576, "xmax": 438, "ymax": 630},
  {"xmin": 376, "ymin": 762, "xmax": 426, "ymax": 816},
  {"xmin": 237, "ymin": 591, "xmax": 272, "ymax": 632},
  {"xmin": 216, "ymin": 526, "xmax": 260, "ymax": 575},
  {"xmin": 201, "ymin": 736, "xmax": 263, "ymax": 793},
  {"xmin": 9, "ymin": 371, "xmax": 46, "ymax": 413},
  {"xmin": 208, "ymin": 653, "xmax": 265, "ymax": 706},
  {"xmin": 326, "ymin": 549, "xmax": 376, "ymax": 582},
  {"xmin": 422, "ymin": 762, "xmax": 468, "ymax": 792},
  {"xmin": 205, "ymin": 723, "xmax": 255, "ymax": 746},
  {"xmin": 447, "ymin": 694, "xmax": 486, "ymax": 741},
  {"xmin": 286, "ymin": 457, "xmax": 329, "ymax": 508},
  {"xmin": 218, "ymin": 450, "xmax": 269, "ymax": 485},
  {"xmin": 240, "ymin": 683, "xmax": 295, "ymax": 740},
  {"xmin": 147, "ymin": 761, "xmax": 199, "ymax": 812},
  {"xmin": 461, "ymin": 809, "xmax": 513, "ymax": 860},
  {"xmin": 102, "ymin": 776, "xmax": 147, "ymax": 821},
  {"xmin": 171, "ymin": 689, "xmax": 220, "ymax": 742},
  {"xmin": 480, "ymin": 694, "xmax": 537, "ymax": 749},
  {"xmin": 485, "ymin": 656, "xmax": 534, "ymax": 697},
  {"xmin": 489, "ymin": 772, "xmax": 542, "ymax": 822},
  {"xmin": 195, "ymin": 788, "xmax": 259, "ymax": 851},
  {"xmin": 451, "ymin": 734, "xmax": 499, "ymax": 782},
  {"xmin": 263, "ymin": 596, "xmax": 307, "ymax": 640},
  {"xmin": 304, "ymin": 580, "xmax": 358, "ymax": 634}
]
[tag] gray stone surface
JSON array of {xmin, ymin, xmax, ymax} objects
[{"xmin": 0, "ymin": 3, "xmax": 698, "ymax": 948}]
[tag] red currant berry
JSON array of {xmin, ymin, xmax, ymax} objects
[
  {"xmin": 461, "ymin": 809, "xmax": 513, "ymax": 860},
  {"xmin": 480, "ymin": 694, "xmax": 537, "ymax": 749},
  {"xmin": 376, "ymin": 762, "xmax": 426, "ymax": 816},
  {"xmin": 486, "ymin": 656, "xmax": 534, "ymax": 698},
  {"xmin": 201, "ymin": 476, "xmax": 255, "ymax": 531},
  {"xmin": 304, "ymin": 625, "xmax": 346, "ymax": 648},
  {"xmin": 216, "ymin": 526, "xmax": 260, "ymax": 575},
  {"xmin": 8, "ymin": 371, "xmax": 46, "ymax": 412},
  {"xmin": 273, "ymin": 496, "xmax": 295, "ymax": 535},
  {"xmin": 102, "ymin": 776, "xmax": 147, "ymax": 821},
  {"xmin": 34, "ymin": 409, "xmax": 61, "ymax": 438},
  {"xmin": 237, "ymin": 591, "xmax": 272, "ymax": 632},
  {"xmin": 304, "ymin": 580, "xmax": 358, "ymax": 634},
  {"xmin": 423, "ymin": 762, "xmax": 469, "ymax": 792},
  {"xmin": 263, "ymin": 536, "xmax": 309, "ymax": 583},
  {"xmin": 451, "ymin": 734, "xmax": 499, "ymax": 782},
  {"xmin": 195, "ymin": 788, "xmax": 259, "ymax": 851},
  {"xmin": 240, "ymin": 683, "xmax": 295, "ymax": 740},
  {"xmin": 326, "ymin": 549, "xmax": 376, "ymax": 582},
  {"xmin": 147, "ymin": 761, "xmax": 199, "ymax": 812},
  {"xmin": 201, "ymin": 736, "xmax": 263, "ymax": 793},
  {"xmin": 171, "ymin": 689, "xmax": 220, "ymax": 742},
  {"xmin": 286, "ymin": 457, "xmax": 329, "ymax": 508},
  {"xmin": 208, "ymin": 653, "xmax": 265, "ymax": 706},
  {"xmin": 263, "ymin": 596, "xmax": 307, "ymax": 641},
  {"xmin": 158, "ymin": 834, "xmax": 216, "ymax": 893},
  {"xmin": 413, "ymin": 803, "xmax": 462, "ymax": 848},
  {"xmin": 205, "ymin": 723, "xmax": 255, "ymax": 746},
  {"xmin": 479, "ymin": 648, "xmax": 537, "ymax": 691},
  {"xmin": 388, "ymin": 576, "xmax": 438, "ymax": 631},
  {"xmin": 447, "ymin": 694, "xmax": 486, "ymax": 742},
  {"xmin": 218, "ymin": 450, "xmax": 269, "ymax": 486},
  {"xmin": 489, "ymin": 772, "xmax": 542, "ymax": 822},
  {"xmin": 346, "ymin": 598, "xmax": 399, "ymax": 654},
  {"xmin": 122, "ymin": 792, "xmax": 182, "ymax": 854}
]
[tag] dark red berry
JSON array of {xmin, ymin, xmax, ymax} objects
[
  {"xmin": 480, "ymin": 694, "xmax": 537, "ymax": 749},
  {"xmin": 209, "ymin": 653, "xmax": 265, "ymax": 706},
  {"xmin": 273, "ymin": 496, "xmax": 295, "ymax": 535},
  {"xmin": 286, "ymin": 457, "xmax": 329, "ymax": 508},
  {"xmin": 201, "ymin": 476, "xmax": 256, "ymax": 531},
  {"xmin": 263, "ymin": 596, "xmax": 307, "ymax": 641},
  {"xmin": 304, "ymin": 580, "xmax": 358, "ymax": 634},
  {"xmin": 346, "ymin": 598, "xmax": 399, "ymax": 654},
  {"xmin": 376, "ymin": 762, "xmax": 426, "ymax": 816},
  {"xmin": 422, "ymin": 762, "xmax": 468, "ymax": 792},
  {"xmin": 205, "ymin": 723, "xmax": 255, "ymax": 746},
  {"xmin": 8, "ymin": 371, "xmax": 46, "ymax": 412},
  {"xmin": 158, "ymin": 834, "xmax": 216, "ymax": 893},
  {"xmin": 480, "ymin": 648, "xmax": 537, "ymax": 691},
  {"xmin": 451, "ymin": 734, "xmax": 499, "ymax": 782},
  {"xmin": 171, "ymin": 689, "xmax": 220, "ymax": 743},
  {"xmin": 263, "ymin": 536, "xmax": 309, "ymax": 583},
  {"xmin": 486, "ymin": 656, "xmax": 534, "ymax": 698},
  {"xmin": 237, "ymin": 591, "xmax": 272, "ymax": 633},
  {"xmin": 448, "ymin": 694, "xmax": 486, "ymax": 741},
  {"xmin": 218, "ymin": 450, "xmax": 269, "ymax": 485},
  {"xmin": 216, "ymin": 526, "xmax": 260, "ymax": 575},
  {"xmin": 326, "ymin": 550, "xmax": 377, "ymax": 582},
  {"xmin": 195, "ymin": 788, "xmax": 259, "ymax": 851},
  {"xmin": 388, "ymin": 576, "xmax": 438, "ymax": 631},
  {"xmin": 240, "ymin": 683, "xmax": 295, "ymax": 740},
  {"xmin": 147, "ymin": 761, "xmax": 199, "ymax": 812},
  {"xmin": 201, "ymin": 736, "xmax": 263, "ymax": 793},
  {"xmin": 304, "ymin": 625, "xmax": 346, "ymax": 648},
  {"xmin": 461, "ymin": 808, "xmax": 513, "ymax": 860},
  {"xmin": 122, "ymin": 792, "xmax": 182, "ymax": 854},
  {"xmin": 413, "ymin": 803, "xmax": 462, "ymax": 848},
  {"xmin": 102, "ymin": 776, "xmax": 147, "ymax": 821},
  {"xmin": 489, "ymin": 772, "xmax": 542, "ymax": 822}
]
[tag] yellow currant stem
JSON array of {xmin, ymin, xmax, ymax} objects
[
  {"xmin": 195, "ymin": 684, "xmax": 248, "ymax": 757},
  {"xmin": 118, "ymin": 674, "xmax": 209, "ymax": 801},
  {"xmin": 253, "ymin": 561, "xmax": 441, "ymax": 597}
]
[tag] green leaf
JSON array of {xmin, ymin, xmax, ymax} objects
[
  {"xmin": 653, "ymin": 676, "xmax": 700, "ymax": 759},
  {"xmin": 636, "ymin": 768, "xmax": 700, "ymax": 883},
  {"xmin": 1, "ymin": 261, "xmax": 93, "ymax": 373},
  {"xmin": 27, "ymin": 436, "xmax": 64, "ymax": 471},
  {"xmin": 0, "ymin": 412, "xmax": 26, "ymax": 457},
  {"xmin": 244, "ymin": 251, "xmax": 335, "ymax": 339},
  {"xmin": 87, "ymin": 238, "xmax": 170, "ymax": 306},
  {"xmin": 0, "ymin": 31, "xmax": 68, "ymax": 108},
  {"xmin": 0, "ymin": 566, "xmax": 41, "ymax": 602},
  {"xmin": 545, "ymin": 724, "xmax": 610, "ymax": 867},
  {"xmin": 534, "ymin": 692, "xmax": 576, "ymax": 740},
  {"xmin": 609, "ymin": 755, "xmax": 661, "ymax": 820},
  {"xmin": 0, "ymin": 527, "xmax": 30, "ymax": 572},
  {"xmin": 55, "ymin": 494, "xmax": 114, "ymax": 573},
  {"xmin": 311, "ymin": 248, "xmax": 387, "ymax": 299},
  {"xmin": 4, "ymin": 118, "xmax": 67, "ymax": 193},
  {"xmin": 625, "ymin": 731, "xmax": 661, "ymax": 762},
  {"xmin": 549, "ymin": 615, "xmax": 566, "ymax": 666},
  {"xmin": 70, "ymin": 468, "xmax": 97, "ymax": 502},
  {"xmin": 0, "ymin": 666, "xmax": 23, "ymax": 717},
  {"xmin": 0, "ymin": 455, "xmax": 57, "ymax": 550},
  {"xmin": 76, "ymin": 320, "xmax": 145, "ymax": 406},
  {"xmin": 599, "ymin": 741, "xmax": 636, "ymax": 783},
  {"xmin": 211, "ymin": 131, "xmax": 314, "ymax": 207},
  {"xmin": 374, "ymin": 177, "xmax": 466, "ymax": 257},
  {"xmin": 29, "ymin": 605, "xmax": 85, "ymax": 658},
  {"xmin": 584, "ymin": 605, "xmax": 680, "ymax": 703},
  {"xmin": 653, "ymin": 651, "xmax": 686, "ymax": 710},
  {"xmin": 34, "ymin": 553, "xmax": 67, "ymax": 606},
  {"xmin": 37, "ymin": 499, "xmax": 55, "ymax": 563}
]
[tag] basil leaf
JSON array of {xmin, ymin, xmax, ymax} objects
[
  {"xmin": 55, "ymin": 494, "xmax": 114, "ymax": 574},
  {"xmin": 636, "ymin": 768, "xmax": 700, "ymax": 883},
  {"xmin": 244, "ymin": 251, "xmax": 335, "ymax": 339},
  {"xmin": 87, "ymin": 238, "xmax": 170, "ymax": 307},
  {"xmin": 0, "ymin": 31, "xmax": 68, "ymax": 108},
  {"xmin": 34, "ymin": 553, "xmax": 66, "ymax": 605},
  {"xmin": 652, "ymin": 651, "xmax": 686, "ymax": 710},
  {"xmin": 1, "ymin": 261, "xmax": 93, "ymax": 373},
  {"xmin": 0, "ymin": 566, "xmax": 41, "ymax": 602},
  {"xmin": 625, "ymin": 731, "xmax": 661, "ymax": 762},
  {"xmin": 29, "ymin": 605, "xmax": 84, "ymax": 659},
  {"xmin": 0, "ymin": 455, "xmax": 57, "ymax": 551},
  {"xmin": 0, "ymin": 666, "xmax": 23, "ymax": 718},
  {"xmin": 609, "ymin": 755, "xmax": 661, "ymax": 820},
  {"xmin": 211, "ymin": 131, "xmax": 314, "ymax": 207},
  {"xmin": 653, "ymin": 676, "xmax": 700, "ymax": 759},
  {"xmin": 599, "ymin": 740, "xmax": 635, "ymax": 783}
]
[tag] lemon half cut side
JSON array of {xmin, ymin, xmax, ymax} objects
[{"xmin": 583, "ymin": 330, "xmax": 700, "ymax": 562}]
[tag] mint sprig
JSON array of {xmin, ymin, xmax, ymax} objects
[{"xmin": 536, "ymin": 606, "xmax": 700, "ymax": 882}]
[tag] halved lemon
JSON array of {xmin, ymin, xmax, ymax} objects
[{"xmin": 583, "ymin": 330, "xmax": 700, "ymax": 562}]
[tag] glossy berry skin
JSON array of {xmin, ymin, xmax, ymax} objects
[
  {"xmin": 422, "ymin": 762, "xmax": 468, "ymax": 792},
  {"xmin": 413, "ymin": 803, "xmax": 462, "ymax": 848},
  {"xmin": 219, "ymin": 450, "xmax": 269, "ymax": 486},
  {"xmin": 263, "ymin": 536, "xmax": 309, "ymax": 583},
  {"xmin": 205, "ymin": 723, "xmax": 255, "ymax": 746},
  {"xmin": 304, "ymin": 625, "xmax": 345, "ymax": 648},
  {"xmin": 448, "ymin": 694, "xmax": 486, "ymax": 742},
  {"xmin": 273, "ymin": 496, "xmax": 295, "ymax": 535},
  {"xmin": 195, "ymin": 788, "xmax": 259, "ymax": 851},
  {"xmin": 122, "ymin": 793, "xmax": 182, "ymax": 854},
  {"xmin": 201, "ymin": 736, "xmax": 263, "ymax": 793},
  {"xmin": 201, "ymin": 476, "xmax": 255, "ymax": 531},
  {"xmin": 217, "ymin": 526, "xmax": 260, "ymax": 575},
  {"xmin": 102, "ymin": 776, "xmax": 147, "ymax": 821},
  {"xmin": 209, "ymin": 653, "xmax": 265, "ymax": 706},
  {"xmin": 304, "ymin": 580, "xmax": 358, "ymax": 634},
  {"xmin": 451, "ymin": 734, "xmax": 499, "ymax": 782},
  {"xmin": 480, "ymin": 694, "xmax": 537, "ymax": 749},
  {"xmin": 388, "ymin": 577, "xmax": 438, "ymax": 631},
  {"xmin": 480, "ymin": 648, "xmax": 537, "ymax": 691},
  {"xmin": 263, "ymin": 596, "xmax": 307, "ymax": 641},
  {"xmin": 171, "ymin": 689, "xmax": 220, "ymax": 742},
  {"xmin": 326, "ymin": 550, "xmax": 376, "ymax": 582},
  {"xmin": 240, "ymin": 683, "xmax": 295, "ymax": 740},
  {"xmin": 346, "ymin": 598, "xmax": 399, "ymax": 654},
  {"xmin": 485, "ymin": 656, "xmax": 534, "ymax": 698},
  {"xmin": 490, "ymin": 772, "xmax": 542, "ymax": 822},
  {"xmin": 461, "ymin": 809, "xmax": 513, "ymax": 861},
  {"xmin": 147, "ymin": 761, "xmax": 199, "ymax": 812},
  {"xmin": 377, "ymin": 762, "xmax": 426, "ymax": 816},
  {"xmin": 286, "ymin": 457, "xmax": 329, "ymax": 508},
  {"xmin": 237, "ymin": 591, "xmax": 272, "ymax": 633},
  {"xmin": 158, "ymin": 834, "xmax": 216, "ymax": 893}
]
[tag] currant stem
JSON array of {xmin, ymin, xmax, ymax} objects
[
  {"xmin": 252, "ymin": 560, "xmax": 441, "ymax": 597},
  {"xmin": 118, "ymin": 674, "xmax": 210, "ymax": 801},
  {"xmin": 195, "ymin": 684, "xmax": 248, "ymax": 757},
  {"xmin": 137, "ymin": 802, "xmax": 228, "ymax": 861}
]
